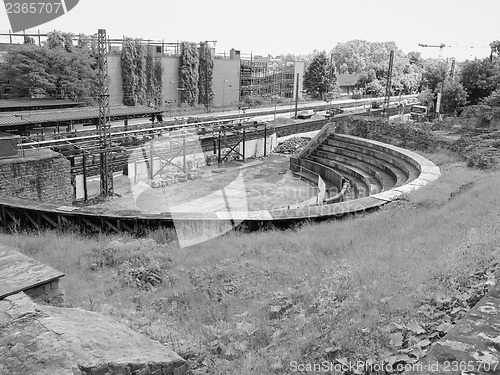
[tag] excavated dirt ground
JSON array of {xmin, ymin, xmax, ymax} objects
[{"xmin": 84, "ymin": 154, "xmax": 317, "ymax": 213}]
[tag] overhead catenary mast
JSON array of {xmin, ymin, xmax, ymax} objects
[{"xmin": 97, "ymin": 28, "xmax": 113, "ymax": 196}]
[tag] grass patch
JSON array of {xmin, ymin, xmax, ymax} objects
[{"xmin": 2, "ymin": 160, "xmax": 499, "ymax": 373}]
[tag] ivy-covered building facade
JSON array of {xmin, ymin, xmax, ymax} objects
[{"xmin": 107, "ymin": 42, "xmax": 304, "ymax": 110}]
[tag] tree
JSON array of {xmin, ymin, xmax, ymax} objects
[
  {"xmin": 490, "ymin": 41, "xmax": 500, "ymax": 59},
  {"xmin": 481, "ymin": 89, "xmax": 500, "ymax": 107},
  {"xmin": 365, "ymin": 79, "xmax": 385, "ymax": 97},
  {"xmin": 0, "ymin": 43, "xmax": 97, "ymax": 101},
  {"xmin": 198, "ymin": 42, "xmax": 214, "ymax": 108},
  {"xmin": 420, "ymin": 58, "xmax": 447, "ymax": 92},
  {"xmin": 23, "ymin": 36, "xmax": 35, "ymax": 45},
  {"xmin": 303, "ymin": 51, "xmax": 334, "ymax": 99},
  {"xmin": 178, "ymin": 42, "xmax": 199, "ymax": 106},
  {"xmin": 120, "ymin": 38, "xmax": 159, "ymax": 107},
  {"xmin": 46, "ymin": 30, "xmax": 74, "ymax": 52},
  {"xmin": 460, "ymin": 57, "xmax": 500, "ymax": 104},
  {"xmin": 330, "ymin": 40, "xmax": 420, "ymax": 95},
  {"xmin": 439, "ymin": 79, "xmax": 468, "ymax": 114},
  {"xmin": 418, "ymin": 88, "xmax": 435, "ymax": 111},
  {"xmin": 407, "ymin": 51, "xmax": 424, "ymax": 67}
]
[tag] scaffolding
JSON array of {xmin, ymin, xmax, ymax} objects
[{"xmin": 240, "ymin": 60, "xmax": 296, "ymax": 100}]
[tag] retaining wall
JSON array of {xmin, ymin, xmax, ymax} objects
[{"xmin": 0, "ymin": 149, "xmax": 72, "ymax": 205}]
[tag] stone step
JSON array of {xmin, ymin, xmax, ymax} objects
[
  {"xmin": 313, "ymin": 147, "xmax": 397, "ymax": 191},
  {"xmin": 326, "ymin": 135, "xmax": 421, "ymax": 183},
  {"xmin": 317, "ymin": 144, "xmax": 404, "ymax": 188},
  {"xmin": 309, "ymin": 155, "xmax": 382, "ymax": 196}
]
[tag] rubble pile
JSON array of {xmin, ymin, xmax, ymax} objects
[{"xmin": 274, "ymin": 137, "xmax": 310, "ymax": 154}]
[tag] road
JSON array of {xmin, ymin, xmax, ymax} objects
[{"xmin": 27, "ymin": 94, "xmax": 416, "ymax": 137}]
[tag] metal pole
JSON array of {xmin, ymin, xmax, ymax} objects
[
  {"xmin": 263, "ymin": 123, "xmax": 267, "ymax": 157},
  {"xmin": 83, "ymin": 154, "xmax": 88, "ymax": 201},
  {"xmin": 242, "ymin": 128, "xmax": 246, "ymax": 161},
  {"xmin": 223, "ymin": 80, "xmax": 225, "ymax": 112},
  {"xmin": 182, "ymin": 137, "xmax": 186, "ymax": 173},
  {"xmin": 149, "ymin": 141, "xmax": 154, "ymax": 180},
  {"xmin": 384, "ymin": 50, "xmax": 394, "ymax": 110},
  {"xmin": 218, "ymin": 131, "xmax": 222, "ymax": 167},
  {"xmin": 97, "ymin": 28, "xmax": 113, "ymax": 196},
  {"xmin": 294, "ymin": 73, "xmax": 300, "ymax": 118},
  {"xmin": 206, "ymin": 44, "xmax": 209, "ymax": 113},
  {"xmin": 70, "ymin": 157, "xmax": 76, "ymax": 200}
]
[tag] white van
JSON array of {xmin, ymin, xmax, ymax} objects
[{"xmin": 410, "ymin": 105, "xmax": 428, "ymax": 121}]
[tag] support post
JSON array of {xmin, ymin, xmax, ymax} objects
[
  {"xmin": 149, "ymin": 141, "xmax": 154, "ymax": 180},
  {"xmin": 294, "ymin": 73, "xmax": 300, "ymax": 118},
  {"xmin": 70, "ymin": 157, "xmax": 76, "ymax": 199},
  {"xmin": 263, "ymin": 123, "xmax": 267, "ymax": 157},
  {"xmin": 384, "ymin": 50, "xmax": 394, "ymax": 110},
  {"xmin": 242, "ymin": 128, "xmax": 246, "ymax": 161},
  {"xmin": 97, "ymin": 28, "xmax": 113, "ymax": 196},
  {"xmin": 182, "ymin": 137, "xmax": 186, "ymax": 172},
  {"xmin": 83, "ymin": 154, "xmax": 88, "ymax": 201},
  {"xmin": 218, "ymin": 131, "xmax": 222, "ymax": 167}
]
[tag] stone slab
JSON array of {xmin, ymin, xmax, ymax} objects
[
  {"xmin": 0, "ymin": 246, "xmax": 64, "ymax": 300},
  {"xmin": 0, "ymin": 292, "xmax": 187, "ymax": 375},
  {"xmin": 404, "ymin": 280, "xmax": 500, "ymax": 375}
]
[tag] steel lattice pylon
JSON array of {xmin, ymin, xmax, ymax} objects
[
  {"xmin": 97, "ymin": 29, "xmax": 113, "ymax": 196},
  {"xmin": 384, "ymin": 50, "xmax": 394, "ymax": 109}
]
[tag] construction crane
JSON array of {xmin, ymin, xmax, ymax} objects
[{"xmin": 418, "ymin": 43, "xmax": 490, "ymax": 58}]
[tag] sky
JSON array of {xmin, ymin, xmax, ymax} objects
[{"xmin": 0, "ymin": 0, "xmax": 499, "ymax": 61}]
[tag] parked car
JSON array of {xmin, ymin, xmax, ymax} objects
[
  {"xmin": 296, "ymin": 109, "xmax": 315, "ymax": 119},
  {"xmin": 324, "ymin": 108, "xmax": 344, "ymax": 119}
]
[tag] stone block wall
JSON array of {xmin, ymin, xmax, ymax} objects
[
  {"xmin": 0, "ymin": 149, "xmax": 72, "ymax": 205},
  {"xmin": 24, "ymin": 279, "xmax": 65, "ymax": 305}
]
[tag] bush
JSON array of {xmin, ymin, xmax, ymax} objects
[
  {"xmin": 89, "ymin": 238, "xmax": 163, "ymax": 270},
  {"xmin": 117, "ymin": 259, "xmax": 163, "ymax": 291}
]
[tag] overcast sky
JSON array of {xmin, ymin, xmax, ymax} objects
[{"xmin": 1, "ymin": 0, "xmax": 498, "ymax": 61}]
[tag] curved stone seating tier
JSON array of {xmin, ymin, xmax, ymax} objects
[
  {"xmin": 308, "ymin": 153, "xmax": 382, "ymax": 197},
  {"xmin": 308, "ymin": 134, "xmax": 422, "ymax": 199},
  {"xmin": 0, "ymin": 133, "xmax": 440, "ymax": 235},
  {"xmin": 317, "ymin": 145, "xmax": 402, "ymax": 188},
  {"xmin": 329, "ymin": 134, "xmax": 421, "ymax": 180},
  {"xmin": 314, "ymin": 148, "xmax": 398, "ymax": 190}
]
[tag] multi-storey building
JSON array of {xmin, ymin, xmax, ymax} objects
[{"xmin": 0, "ymin": 32, "xmax": 305, "ymax": 108}]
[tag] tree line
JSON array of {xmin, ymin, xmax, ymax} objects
[
  {"xmin": 298, "ymin": 40, "xmax": 500, "ymax": 114},
  {"xmin": 1, "ymin": 35, "xmax": 499, "ymax": 114}
]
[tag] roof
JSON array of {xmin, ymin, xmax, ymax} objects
[
  {"xmin": 337, "ymin": 74, "xmax": 361, "ymax": 87},
  {"xmin": 0, "ymin": 105, "xmax": 162, "ymax": 128},
  {"xmin": 0, "ymin": 98, "xmax": 86, "ymax": 112}
]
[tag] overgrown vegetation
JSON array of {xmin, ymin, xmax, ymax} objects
[
  {"xmin": 0, "ymin": 30, "xmax": 98, "ymax": 102},
  {"xmin": 3, "ymin": 133, "xmax": 499, "ymax": 373},
  {"xmin": 121, "ymin": 38, "xmax": 163, "ymax": 107},
  {"xmin": 198, "ymin": 41, "xmax": 214, "ymax": 109},
  {"xmin": 179, "ymin": 42, "xmax": 200, "ymax": 106}
]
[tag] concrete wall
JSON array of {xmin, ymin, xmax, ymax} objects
[
  {"xmin": 212, "ymin": 58, "xmax": 240, "ymax": 108},
  {"xmin": 107, "ymin": 51, "xmax": 300, "ymax": 109},
  {"xmin": 161, "ymin": 56, "xmax": 181, "ymax": 114},
  {"xmin": 0, "ymin": 149, "xmax": 72, "ymax": 205},
  {"xmin": 108, "ymin": 53, "xmax": 124, "ymax": 106},
  {"xmin": 294, "ymin": 61, "xmax": 305, "ymax": 100},
  {"xmin": 24, "ymin": 279, "xmax": 64, "ymax": 304}
]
